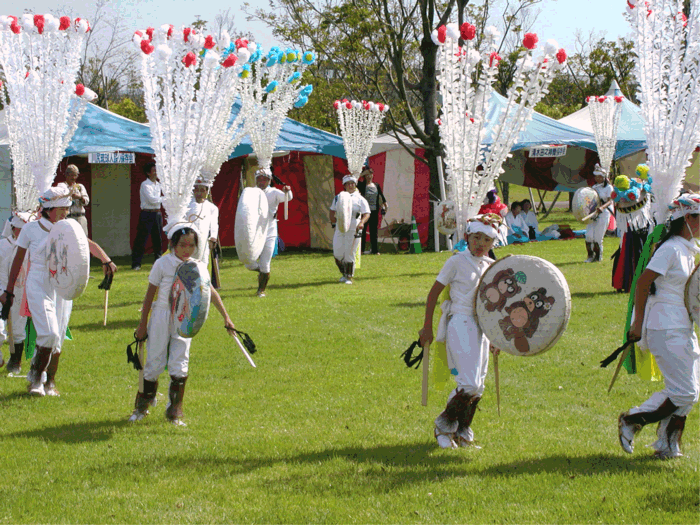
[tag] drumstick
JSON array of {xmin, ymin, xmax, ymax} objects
[
  {"xmin": 582, "ymin": 200, "xmax": 614, "ymax": 222},
  {"xmin": 608, "ymin": 344, "xmax": 632, "ymax": 393},
  {"xmin": 232, "ymin": 332, "xmax": 257, "ymax": 368},
  {"xmin": 284, "ymin": 192, "xmax": 289, "ymax": 220},
  {"xmin": 494, "ymin": 352, "xmax": 501, "ymax": 416},
  {"xmin": 103, "ymin": 290, "xmax": 109, "ymax": 326},
  {"xmin": 138, "ymin": 340, "xmax": 145, "ymax": 394},
  {"xmin": 421, "ymin": 342, "xmax": 430, "ymax": 406}
]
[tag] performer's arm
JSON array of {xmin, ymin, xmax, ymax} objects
[
  {"xmin": 135, "ymin": 283, "xmax": 158, "ymax": 340},
  {"xmin": 356, "ymin": 212, "xmax": 370, "ymax": 231},
  {"xmin": 629, "ymin": 268, "xmax": 660, "ymax": 340},
  {"xmin": 283, "ymin": 186, "xmax": 293, "ymax": 201},
  {"xmin": 209, "ymin": 287, "xmax": 235, "ymax": 333},
  {"xmin": 87, "ymin": 238, "xmax": 117, "ymax": 276},
  {"xmin": 80, "ymin": 184, "xmax": 90, "ymax": 206},
  {"xmin": 0, "ymin": 247, "xmax": 27, "ymax": 303},
  {"xmin": 418, "ymin": 280, "xmax": 446, "ymax": 346}
]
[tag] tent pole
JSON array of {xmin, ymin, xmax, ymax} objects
[
  {"xmin": 436, "ymin": 156, "xmax": 447, "ymax": 202},
  {"xmin": 528, "ymin": 187, "xmax": 536, "ymax": 214},
  {"xmin": 542, "ymin": 191, "xmax": 561, "ymax": 219}
]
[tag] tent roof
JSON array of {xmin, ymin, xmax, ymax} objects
[{"xmin": 558, "ymin": 80, "xmax": 646, "ymax": 159}]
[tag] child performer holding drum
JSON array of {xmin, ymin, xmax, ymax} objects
[
  {"xmin": 418, "ymin": 214, "xmax": 503, "ymax": 449},
  {"xmin": 585, "ymin": 165, "xmax": 614, "ymax": 263},
  {"xmin": 618, "ymin": 194, "xmax": 700, "ymax": 459},
  {"xmin": 129, "ymin": 224, "xmax": 237, "ymax": 426}
]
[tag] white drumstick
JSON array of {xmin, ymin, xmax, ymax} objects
[
  {"xmin": 284, "ymin": 192, "xmax": 289, "ymax": 220},
  {"xmin": 232, "ymin": 333, "xmax": 257, "ymax": 368}
]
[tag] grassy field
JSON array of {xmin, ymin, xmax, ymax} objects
[{"xmin": 0, "ymin": 232, "xmax": 697, "ymax": 524}]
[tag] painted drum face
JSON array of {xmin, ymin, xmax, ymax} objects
[
  {"xmin": 685, "ymin": 263, "xmax": 700, "ymax": 327},
  {"xmin": 44, "ymin": 219, "xmax": 90, "ymax": 300},
  {"xmin": 436, "ymin": 201, "xmax": 457, "ymax": 236},
  {"xmin": 474, "ymin": 255, "xmax": 571, "ymax": 357},
  {"xmin": 572, "ymin": 187, "xmax": 600, "ymax": 223},
  {"xmin": 170, "ymin": 260, "xmax": 211, "ymax": 338},
  {"xmin": 336, "ymin": 191, "xmax": 353, "ymax": 233},
  {"xmin": 234, "ymin": 187, "xmax": 269, "ymax": 266}
]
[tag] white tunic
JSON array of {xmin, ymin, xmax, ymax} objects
[
  {"xmin": 504, "ymin": 211, "xmax": 529, "ymax": 235},
  {"xmin": 330, "ymin": 191, "xmax": 370, "ymax": 265},
  {"xmin": 585, "ymin": 183, "xmax": 613, "ymax": 243},
  {"xmin": 0, "ymin": 236, "xmax": 27, "ymax": 345},
  {"xmin": 140, "ymin": 179, "xmax": 163, "ymax": 210},
  {"xmin": 187, "ymin": 199, "xmax": 220, "ymax": 263},
  {"xmin": 264, "ymin": 186, "xmax": 293, "ymax": 238}
]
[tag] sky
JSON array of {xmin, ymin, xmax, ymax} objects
[{"xmin": 14, "ymin": 0, "xmax": 633, "ymax": 52}]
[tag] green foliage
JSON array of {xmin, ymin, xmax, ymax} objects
[
  {"xmin": 109, "ymin": 97, "xmax": 147, "ymax": 123},
  {"xmin": 0, "ymin": 240, "xmax": 697, "ymax": 523}
]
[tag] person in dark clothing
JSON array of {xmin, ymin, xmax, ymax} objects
[
  {"xmin": 357, "ymin": 167, "xmax": 388, "ymax": 255},
  {"xmin": 131, "ymin": 162, "xmax": 163, "ymax": 270}
]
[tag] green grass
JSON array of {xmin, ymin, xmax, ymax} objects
[{"xmin": 0, "ymin": 239, "xmax": 697, "ymax": 524}]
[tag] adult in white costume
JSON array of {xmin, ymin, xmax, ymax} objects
[
  {"xmin": 618, "ymin": 194, "xmax": 700, "ymax": 459},
  {"xmin": 504, "ymin": 202, "xmax": 530, "ymax": 244},
  {"xmin": 187, "ymin": 177, "xmax": 220, "ymax": 264},
  {"xmin": 329, "ymin": 175, "xmax": 370, "ymax": 284},
  {"xmin": 130, "ymin": 225, "xmax": 236, "ymax": 426},
  {"xmin": 419, "ymin": 213, "xmax": 503, "ymax": 448},
  {"xmin": 56, "ymin": 164, "xmax": 90, "ymax": 237},
  {"xmin": 0, "ymin": 212, "xmax": 31, "ymax": 372},
  {"xmin": 521, "ymin": 200, "xmax": 560, "ymax": 240},
  {"xmin": 0, "ymin": 188, "xmax": 116, "ymax": 397},
  {"xmin": 244, "ymin": 168, "xmax": 292, "ymax": 297},
  {"xmin": 584, "ymin": 165, "xmax": 614, "ymax": 262}
]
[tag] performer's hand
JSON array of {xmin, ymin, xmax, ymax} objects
[
  {"xmin": 103, "ymin": 261, "xmax": 117, "ymax": 276},
  {"xmin": 382, "ymin": 203, "xmax": 388, "ymax": 212},
  {"xmin": 283, "ymin": 185, "xmax": 291, "ymax": 193},
  {"xmin": 0, "ymin": 293, "xmax": 12, "ymax": 320},
  {"xmin": 224, "ymin": 319, "xmax": 236, "ymax": 335},
  {"xmin": 418, "ymin": 326, "xmax": 433, "ymax": 347},
  {"xmin": 209, "ymin": 239, "xmax": 216, "ymax": 252},
  {"xmin": 356, "ymin": 223, "xmax": 364, "ymax": 232},
  {"xmin": 628, "ymin": 325, "xmax": 642, "ymax": 342},
  {"xmin": 490, "ymin": 345, "xmax": 501, "ymax": 356},
  {"xmin": 135, "ymin": 322, "xmax": 147, "ymax": 342}
]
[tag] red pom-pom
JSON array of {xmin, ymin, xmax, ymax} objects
[
  {"xmin": 10, "ymin": 20, "xmax": 20, "ymax": 34},
  {"xmin": 146, "ymin": 27, "xmax": 154, "ymax": 39},
  {"xmin": 628, "ymin": 193, "xmax": 636, "ymax": 201},
  {"xmin": 204, "ymin": 35, "xmax": 215, "ymax": 49},
  {"xmin": 183, "ymin": 51, "xmax": 197, "ymax": 68},
  {"xmin": 470, "ymin": 118, "xmax": 475, "ymax": 123},
  {"xmin": 341, "ymin": 98, "xmax": 348, "ymax": 103},
  {"xmin": 523, "ymin": 33, "xmax": 538, "ymax": 50},
  {"xmin": 140, "ymin": 40, "xmax": 154, "ymax": 54},
  {"xmin": 437, "ymin": 25, "xmax": 447, "ymax": 43},
  {"xmin": 75, "ymin": 84, "xmax": 85, "ymax": 96},
  {"xmin": 34, "ymin": 15, "xmax": 45, "ymax": 34},
  {"xmin": 611, "ymin": 191, "xmax": 617, "ymax": 199},
  {"xmin": 234, "ymin": 38, "xmax": 248, "ymax": 49},
  {"xmin": 460, "ymin": 23, "xmax": 476, "ymax": 41},
  {"xmin": 489, "ymin": 52, "xmax": 501, "ymax": 67},
  {"xmin": 167, "ymin": 25, "xmax": 174, "ymax": 38},
  {"xmin": 183, "ymin": 27, "xmax": 191, "ymax": 42},
  {"xmin": 556, "ymin": 49, "xmax": 567, "ymax": 64},
  {"xmin": 378, "ymin": 103, "xmax": 385, "ymax": 112},
  {"xmin": 222, "ymin": 54, "xmax": 237, "ymax": 68},
  {"xmin": 598, "ymin": 96, "xmax": 607, "ymax": 103},
  {"xmin": 59, "ymin": 16, "xmax": 71, "ymax": 30},
  {"xmin": 614, "ymin": 96, "xmax": 624, "ymax": 103},
  {"xmin": 345, "ymin": 102, "xmax": 352, "ymax": 109},
  {"xmin": 25, "ymin": 71, "xmax": 29, "ymax": 79},
  {"xmin": 333, "ymin": 101, "xmax": 340, "ymax": 109},
  {"xmin": 627, "ymin": 0, "xmax": 635, "ymax": 8}
]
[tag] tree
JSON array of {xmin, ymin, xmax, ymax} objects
[{"xmin": 109, "ymin": 97, "xmax": 147, "ymax": 123}]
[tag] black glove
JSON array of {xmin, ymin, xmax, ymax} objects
[
  {"xmin": 98, "ymin": 273, "xmax": 113, "ymax": 291},
  {"xmin": 233, "ymin": 329, "xmax": 257, "ymax": 354},
  {"xmin": 0, "ymin": 292, "xmax": 13, "ymax": 321},
  {"xmin": 126, "ymin": 332, "xmax": 147, "ymax": 370},
  {"xmin": 400, "ymin": 340, "xmax": 424, "ymax": 369}
]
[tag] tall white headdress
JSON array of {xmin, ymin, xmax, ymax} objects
[
  {"xmin": 587, "ymin": 94, "xmax": 624, "ymax": 177},
  {"xmin": 335, "ymin": 99, "xmax": 389, "ymax": 176},
  {"xmin": 0, "ymin": 14, "xmax": 96, "ymax": 211},
  {"xmin": 434, "ymin": 23, "xmax": 567, "ymax": 237},
  {"xmin": 240, "ymin": 43, "xmax": 315, "ymax": 172},
  {"xmin": 626, "ymin": 0, "xmax": 700, "ymax": 222},
  {"xmin": 133, "ymin": 24, "xmax": 244, "ymax": 232}
]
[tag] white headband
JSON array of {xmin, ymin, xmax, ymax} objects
[
  {"xmin": 194, "ymin": 179, "xmax": 213, "ymax": 189},
  {"xmin": 467, "ymin": 220, "xmax": 499, "ymax": 239},
  {"xmin": 255, "ymin": 168, "xmax": 272, "ymax": 179},
  {"xmin": 165, "ymin": 221, "xmax": 202, "ymax": 240},
  {"xmin": 669, "ymin": 193, "xmax": 700, "ymax": 221},
  {"xmin": 39, "ymin": 187, "xmax": 72, "ymax": 209},
  {"xmin": 342, "ymin": 175, "xmax": 358, "ymax": 185}
]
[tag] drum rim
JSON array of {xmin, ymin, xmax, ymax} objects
[
  {"xmin": 45, "ymin": 218, "xmax": 90, "ymax": 300},
  {"xmin": 170, "ymin": 259, "xmax": 211, "ymax": 338},
  {"xmin": 685, "ymin": 262, "xmax": 700, "ymax": 325}
]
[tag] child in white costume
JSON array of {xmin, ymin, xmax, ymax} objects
[
  {"xmin": 0, "ymin": 188, "xmax": 116, "ymax": 397},
  {"xmin": 618, "ymin": 194, "xmax": 700, "ymax": 458},
  {"xmin": 419, "ymin": 213, "xmax": 502, "ymax": 449},
  {"xmin": 187, "ymin": 177, "xmax": 220, "ymax": 264},
  {"xmin": 130, "ymin": 225, "xmax": 236, "ymax": 426},
  {"xmin": 244, "ymin": 169, "xmax": 293, "ymax": 297},
  {"xmin": 329, "ymin": 175, "xmax": 370, "ymax": 284},
  {"xmin": 585, "ymin": 166, "xmax": 614, "ymax": 262},
  {"xmin": 0, "ymin": 212, "xmax": 31, "ymax": 371}
]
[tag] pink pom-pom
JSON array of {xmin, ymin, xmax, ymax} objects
[
  {"xmin": 183, "ymin": 27, "xmax": 191, "ymax": 42},
  {"xmin": 204, "ymin": 35, "xmax": 215, "ymax": 49},
  {"xmin": 34, "ymin": 15, "xmax": 45, "ymax": 34},
  {"xmin": 222, "ymin": 54, "xmax": 237, "ymax": 68},
  {"xmin": 333, "ymin": 100, "xmax": 340, "ymax": 109},
  {"xmin": 556, "ymin": 49, "xmax": 567, "ymax": 64},
  {"xmin": 437, "ymin": 25, "xmax": 447, "ymax": 43},
  {"xmin": 183, "ymin": 51, "xmax": 197, "ymax": 67},
  {"xmin": 75, "ymin": 84, "xmax": 85, "ymax": 96},
  {"xmin": 460, "ymin": 23, "xmax": 476, "ymax": 41},
  {"xmin": 614, "ymin": 96, "xmax": 624, "ymax": 103},
  {"xmin": 489, "ymin": 52, "xmax": 501, "ymax": 67},
  {"xmin": 59, "ymin": 16, "xmax": 70, "ymax": 30},
  {"xmin": 523, "ymin": 33, "xmax": 538, "ymax": 50},
  {"xmin": 140, "ymin": 40, "xmax": 154, "ymax": 54}
]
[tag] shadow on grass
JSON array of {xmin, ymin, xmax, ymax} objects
[
  {"xmin": 70, "ymin": 319, "xmax": 139, "ymax": 331},
  {"xmin": 571, "ymin": 291, "xmax": 621, "ymax": 299},
  {"xmin": 393, "ymin": 302, "xmax": 424, "ymax": 308},
  {"xmin": 3, "ymin": 418, "xmax": 129, "ymax": 443},
  {"xmin": 75, "ymin": 300, "xmax": 143, "ymax": 311}
]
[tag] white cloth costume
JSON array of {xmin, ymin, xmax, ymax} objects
[
  {"xmin": 143, "ymin": 253, "xmax": 193, "ymax": 380},
  {"xmin": 330, "ymin": 191, "xmax": 370, "ymax": 273},
  {"xmin": 0, "ymin": 235, "xmax": 28, "ymax": 348},
  {"xmin": 246, "ymin": 186, "xmax": 293, "ymax": 273},
  {"xmin": 585, "ymin": 183, "xmax": 613, "ymax": 244},
  {"xmin": 504, "ymin": 211, "xmax": 529, "ymax": 236},
  {"xmin": 522, "ymin": 210, "xmax": 560, "ymax": 238},
  {"xmin": 187, "ymin": 198, "xmax": 220, "ymax": 264},
  {"xmin": 15, "ymin": 218, "xmax": 73, "ymax": 352}
]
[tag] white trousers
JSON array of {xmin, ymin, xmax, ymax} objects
[
  {"xmin": 25, "ymin": 268, "xmax": 72, "ymax": 351},
  {"xmin": 630, "ymin": 328, "xmax": 700, "ymax": 416},
  {"xmin": 245, "ymin": 233, "xmax": 276, "ymax": 274},
  {"xmin": 445, "ymin": 313, "xmax": 490, "ymax": 396},
  {"xmin": 0, "ymin": 286, "xmax": 27, "ymax": 345},
  {"xmin": 333, "ymin": 219, "xmax": 360, "ymax": 267},
  {"xmin": 143, "ymin": 307, "xmax": 192, "ymax": 380},
  {"xmin": 585, "ymin": 209, "xmax": 610, "ymax": 244}
]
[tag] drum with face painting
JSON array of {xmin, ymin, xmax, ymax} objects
[
  {"xmin": 44, "ymin": 219, "xmax": 90, "ymax": 300},
  {"xmin": 436, "ymin": 201, "xmax": 457, "ymax": 236},
  {"xmin": 234, "ymin": 187, "xmax": 269, "ymax": 266},
  {"xmin": 686, "ymin": 263, "xmax": 700, "ymax": 327},
  {"xmin": 170, "ymin": 260, "xmax": 211, "ymax": 338},
  {"xmin": 474, "ymin": 255, "xmax": 571, "ymax": 357},
  {"xmin": 572, "ymin": 187, "xmax": 600, "ymax": 223}
]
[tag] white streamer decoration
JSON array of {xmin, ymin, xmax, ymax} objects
[
  {"xmin": 587, "ymin": 94, "xmax": 624, "ymax": 176},
  {"xmin": 434, "ymin": 23, "xmax": 567, "ymax": 237},
  {"xmin": 626, "ymin": 0, "xmax": 700, "ymax": 223},
  {"xmin": 0, "ymin": 14, "xmax": 95, "ymax": 211},
  {"xmin": 134, "ymin": 24, "xmax": 244, "ymax": 230},
  {"xmin": 334, "ymin": 99, "xmax": 389, "ymax": 176},
  {"xmin": 239, "ymin": 42, "xmax": 315, "ymax": 171}
]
